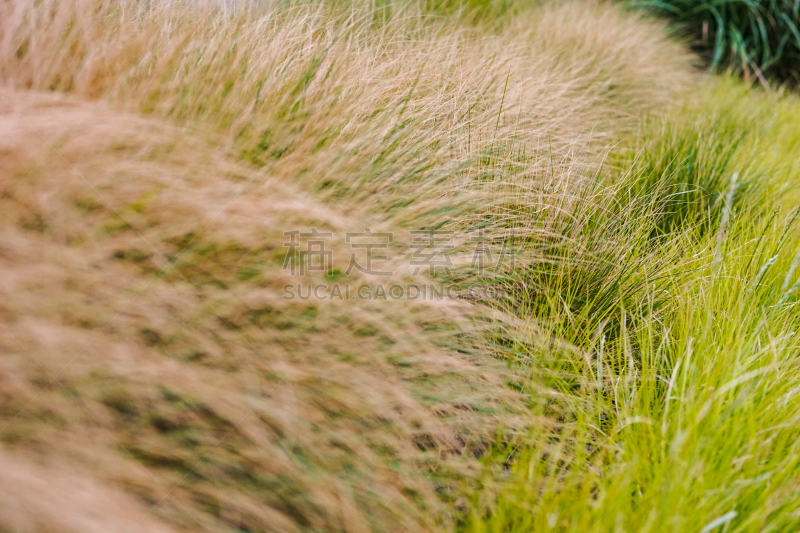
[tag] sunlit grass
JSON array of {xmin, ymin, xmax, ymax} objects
[{"xmin": 464, "ymin": 78, "xmax": 800, "ymax": 533}]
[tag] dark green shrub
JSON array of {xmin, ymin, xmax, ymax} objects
[{"xmin": 630, "ymin": 0, "xmax": 800, "ymax": 86}]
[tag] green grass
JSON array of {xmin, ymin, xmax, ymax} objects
[{"xmin": 462, "ymin": 77, "xmax": 800, "ymax": 532}]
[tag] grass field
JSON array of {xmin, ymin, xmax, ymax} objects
[{"xmin": 1, "ymin": 0, "xmax": 800, "ymax": 531}]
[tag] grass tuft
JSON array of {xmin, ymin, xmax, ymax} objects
[{"xmin": 630, "ymin": 0, "xmax": 800, "ymax": 86}]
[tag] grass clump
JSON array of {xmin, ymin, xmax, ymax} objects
[
  {"xmin": 466, "ymin": 203, "xmax": 800, "ymax": 532},
  {"xmin": 631, "ymin": 0, "xmax": 800, "ymax": 87},
  {"xmin": 462, "ymin": 77, "xmax": 800, "ymax": 533}
]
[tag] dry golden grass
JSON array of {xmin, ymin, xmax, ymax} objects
[
  {"xmin": 0, "ymin": 89, "xmax": 543, "ymax": 531},
  {"xmin": 0, "ymin": 0, "xmax": 699, "ymax": 531},
  {"xmin": 1, "ymin": 0, "xmax": 696, "ymax": 232}
]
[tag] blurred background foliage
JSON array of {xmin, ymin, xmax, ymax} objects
[{"xmin": 628, "ymin": 0, "xmax": 800, "ymax": 87}]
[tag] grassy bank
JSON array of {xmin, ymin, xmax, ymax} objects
[{"xmin": 1, "ymin": 0, "xmax": 800, "ymax": 531}]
